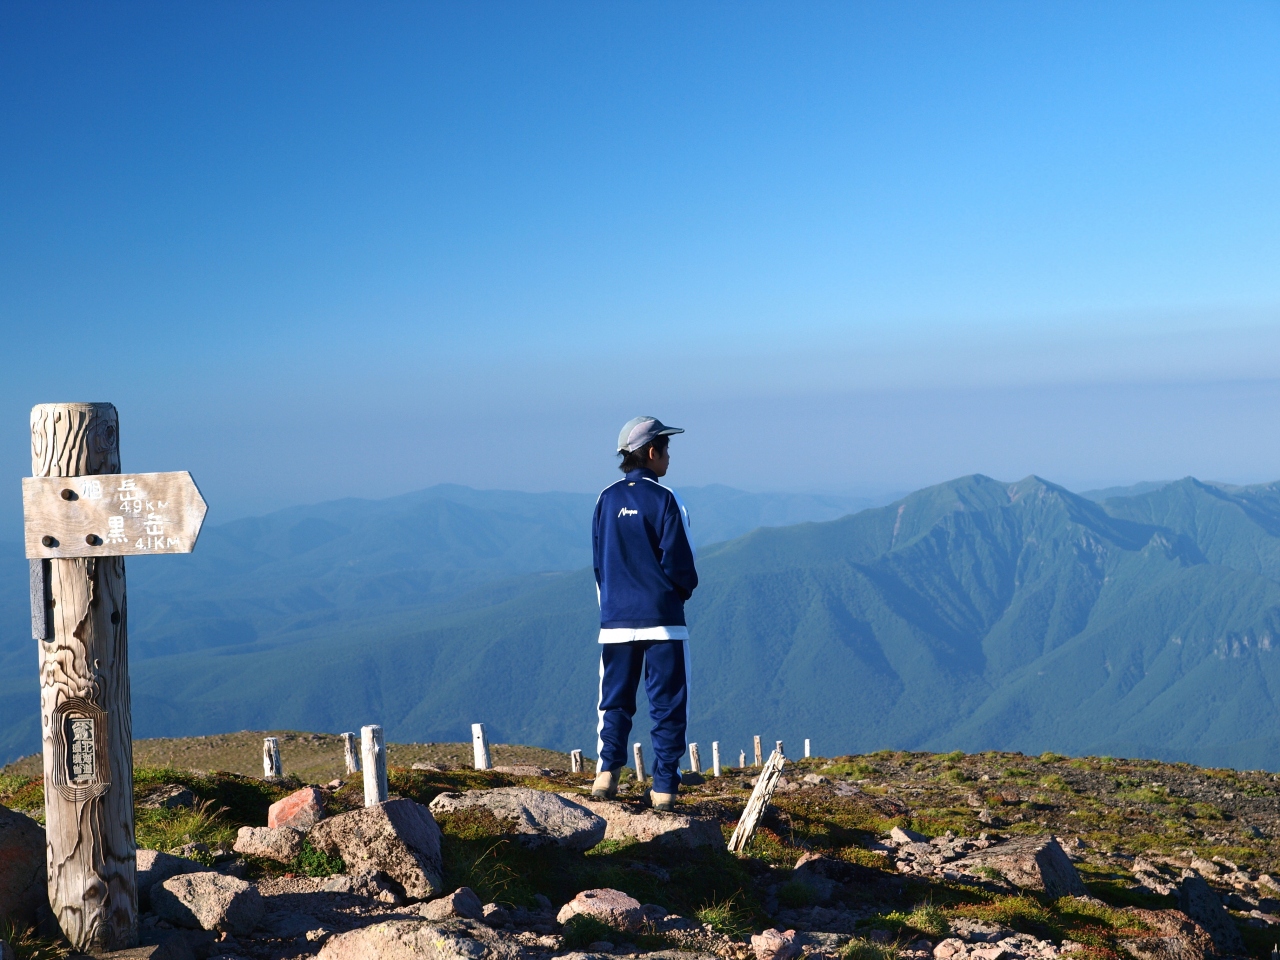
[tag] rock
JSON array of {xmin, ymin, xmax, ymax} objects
[
  {"xmin": 1179, "ymin": 872, "xmax": 1245, "ymax": 954},
  {"xmin": 309, "ymin": 798, "xmax": 444, "ymax": 900},
  {"xmin": 261, "ymin": 909, "xmax": 317, "ymax": 939},
  {"xmin": 151, "ymin": 873, "xmax": 265, "ymax": 935},
  {"xmin": 569, "ymin": 795, "xmax": 721, "ymax": 847},
  {"xmin": 680, "ymin": 771, "xmax": 705, "ymax": 786},
  {"xmin": 420, "ymin": 887, "xmax": 484, "ymax": 921},
  {"xmin": 492, "ymin": 765, "xmax": 551, "ymax": 776},
  {"xmin": 430, "ymin": 788, "xmax": 605, "ymax": 850},
  {"xmin": 93, "ymin": 939, "xmax": 197, "ymax": 960},
  {"xmin": 1188, "ymin": 857, "xmax": 1220, "ymax": 876},
  {"xmin": 792, "ymin": 853, "xmax": 844, "ymax": 901},
  {"xmin": 233, "ymin": 826, "xmax": 304, "ymax": 863},
  {"xmin": 803, "ymin": 774, "xmax": 830, "ymax": 785},
  {"xmin": 320, "ymin": 870, "xmax": 404, "ymax": 904},
  {"xmin": 268, "ymin": 786, "xmax": 325, "ymax": 832},
  {"xmin": 588, "ymin": 941, "xmax": 615, "ymax": 952},
  {"xmin": 0, "ymin": 804, "xmax": 47, "ymax": 926},
  {"xmin": 934, "ymin": 939, "xmax": 966, "ymax": 958},
  {"xmin": 1127, "ymin": 908, "xmax": 1215, "ymax": 960},
  {"xmin": 136, "ymin": 850, "xmax": 211, "ymax": 909},
  {"xmin": 139, "ymin": 785, "xmax": 196, "ymax": 810},
  {"xmin": 316, "ymin": 919, "xmax": 523, "ymax": 960},
  {"xmin": 1122, "ymin": 938, "xmax": 1205, "ymax": 960},
  {"xmin": 482, "ymin": 903, "xmax": 512, "ymax": 927},
  {"xmin": 557, "ymin": 888, "xmax": 645, "ymax": 933},
  {"xmin": 951, "ymin": 836, "xmax": 1087, "ymax": 897},
  {"xmin": 171, "ymin": 841, "xmax": 210, "ymax": 860},
  {"xmin": 751, "ymin": 928, "xmax": 801, "ymax": 960},
  {"xmin": 412, "ymin": 763, "xmax": 443, "ymax": 772},
  {"xmin": 891, "ymin": 826, "xmax": 928, "ymax": 844}
]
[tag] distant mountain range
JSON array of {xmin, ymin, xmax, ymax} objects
[{"xmin": 7, "ymin": 475, "xmax": 1280, "ymax": 772}]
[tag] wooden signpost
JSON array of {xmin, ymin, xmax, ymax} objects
[{"xmin": 22, "ymin": 403, "xmax": 207, "ymax": 953}]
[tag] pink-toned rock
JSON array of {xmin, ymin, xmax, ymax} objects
[
  {"xmin": 309, "ymin": 799, "xmax": 443, "ymax": 900},
  {"xmin": 751, "ymin": 928, "xmax": 801, "ymax": 960},
  {"xmin": 269, "ymin": 787, "xmax": 325, "ymax": 832},
  {"xmin": 419, "ymin": 887, "xmax": 483, "ymax": 921},
  {"xmin": 0, "ymin": 804, "xmax": 47, "ymax": 927},
  {"xmin": 556, "ymin": 888, "xmax": 644, "ymax": 933}
]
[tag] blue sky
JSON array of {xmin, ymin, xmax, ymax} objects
[{"xmin": 2, "ymin": 1, "xmax": 1279, "ymax": 529}]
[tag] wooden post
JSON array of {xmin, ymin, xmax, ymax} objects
[
  {"xmin": 342, "ymin": 732, "xmax": 360, "ymax": 774},
  {"xmin": 262, "ymin": 737, "xmax": 282, "ymax": 778},
  {"xmin": 471, "ymin": 723, "xmax": 491, "ymax": 770},
  {"xmin": 753, "ymin": 735, "xmax": 762, "ymax": 767},
  {"xmin": 570, "ymin": 749, "xmax": 583, "ymax": 773},
  {"xmin": 728, "ymin": 749, "xmax": 787, "ymax": 854},
  {"xmin": 633, "ymin": 742, "xmax": 646, "ymax": 783},
  {"xmin": 361, "ymin": 725, "xmax": 387, "ymax": 806},
  {"xmin": 804, "ymin": 738, "xmax": 811, "ymax": 759},
  {"xmin": 689, "ymin": 742, "xmax": 701, "ymax": 775},
  {"xmin": 31, "ymin": 403, "xmax": 136, "ymax": 952},
  {"xmin": 776, "ymin": 739, "xmax": 784, "ymax": 756},
  {"xmin": 712, "ymin": 741, "xmax": 721, "ymax": 777},
  {"xmin": 739, "ymin": 750, "xmax": 746, "ymax": 768}
]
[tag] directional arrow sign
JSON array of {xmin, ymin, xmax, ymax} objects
[{"xmin": 22, "ymin": 471, "xmax": 207, "ymax": 559}]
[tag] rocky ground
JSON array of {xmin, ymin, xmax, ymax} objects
[{"xmin": 4, "ymin": 745, "xmax": 1280, "ymax": 960}]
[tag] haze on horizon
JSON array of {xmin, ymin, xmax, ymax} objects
[{"xmin": 2, "ymin": 2, "xmax": 1279, "ymax": 533}]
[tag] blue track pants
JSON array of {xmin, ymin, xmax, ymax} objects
[{"xmin": 596, "ymin": 639, "xmax": 689, "ymax": 795}]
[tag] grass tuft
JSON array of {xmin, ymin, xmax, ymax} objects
[
  {"xmin": 562, "ymin": 914, "xmax": 621, "ymax": 949},
  {"xmin": 134, "ymin": 797, "xmax": 235, "ymax": 860},
  {"xmin": 843, "ymin": 938, "xmax": 899, "ymax": 960},
  {"xmin": 0, "ymin": 921, "xmax": 70, "ymax": 960},
  {"xmin": 696, "ymin": 894, "xmax": 755, "ymax": 939}
]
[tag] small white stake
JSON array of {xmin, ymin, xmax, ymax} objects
[
  {"xmin": 471, "ymin": 722, "xmax": 491, "ymax": 770},
  {"xmin": 712, "ymin": 741, "xmax": 721, "ymax": 777},
  {"xmin": 361, "ymin": 725, "xmax": 388, "ymax": 806},
  {"xmin": 262, "ymin": 737, "xmax": 282, "ymax": 779}
]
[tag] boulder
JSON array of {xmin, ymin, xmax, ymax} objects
[
  {"xmin": 320, "ymin": 870, "xmax": 403, "ymax": 904},
  {"xmin": 268, "ymin": 786, "xmax": 325, "ymax": 832},
  {"xmin": 151, "ymin": 872, "xmax": 265, "ymax": 935},
  {"xmin": 1126, "ymin": 909, "xmax": 1214, "ymax": 960},
  {"xmin": 751, "ymin": 928, "xmax": 802, "ymax": 960},
  {"xmin": 316, "ymin": 919, "xmax": 523, "ymax": 960},
  {"xmin": 556, "ymin": 888, "xmax": 644, "ymax": 932},
  {"xmin": 233, "ymin": 826, "xmax": 304, "ymax": 863},
  {"xmin": 420, "ymin": 887, "xmax": 484, "ymax": 921},
  {"xmin": 482, "ymin": 903, "xmax": 512, "ymax": 927},
  {"xmin": 309, "ymin": 798, "xmax": 443, "ymax": 900},
  {"xmin": 950, "ymin": 836, "xmax": 1087, "ymax": 898},
  {"xmin": 0, "ymin": 804, "xmax": 46, "ymax": 926},
  {"xmin": 135, "ymin": 850, "xmax": 210, "ymax": 909},
  {"xmin": 1179, "ymin": 873, "xmax": 1244, "ymax": 954},
  {"xmin": 567, "ymin": 795, "xmax": 720, "ymax": 847},
  {"xmin": 891, "ymin": 826, "xmax": 928, "ymax": 844},
  {"xmin": 138, "ymin": 785, "xmax": 195, "ymax": 810},
  {"xmin": 430, "ymin": 788, "xmax": 605, "ymax": 850}
]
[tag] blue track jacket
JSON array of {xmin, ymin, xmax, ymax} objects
[{"xmin": 593, "ymin": 469, "xmax": 699, "ymax": 635}]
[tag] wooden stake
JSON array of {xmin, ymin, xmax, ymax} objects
[
  {"xmin": 633, "ymin": 742, "xmax": 646, "ymax": 783},
  {"xmin": 31, "ymin": 403, "xmax": 136, "ymax": 952},
  {"xmin": 712, "ymin": 741, "xmax": 721, "ymax": 777},
  {"xmin": 262, "ymin": 737, "xmax": 282, "ymax": 778},
  {"xmin": 776, "ymin": 739, "xmax": 784, "ymax": 756},
  {"xmin": 727, "ymin": 749, "xmax": 787, "ymax": 854},
  {"xmin": 471, "ymin": 723, "xmax": 491, "ymax": 770},
  {"xmin": 569, "ymin": 749, "xmax": 583, "ymax": 773},
  {"xmin": 361, "ymin": 725, "xmax": 387, "ymax": 806},
  {"xmin": 739, "ymin": 750, "xmax": 746, "ymax": 768},
  {"xmin": 342, "ymin": 732, "xmax": 360, "ymax": 774},
  {"xmin": 689, "ymin": 742, "xmax": 701, "ymax": 775},
  {"xmin": 804, "ymin": 738, "xmax": 811, "ymax": 758},
  {"xmin": 753, "ymin": 735, "xmax": 762, "ymax": 767}
]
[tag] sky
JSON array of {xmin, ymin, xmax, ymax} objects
[{"xmin": 2, "ymin": 1, "xmax": 1280, "ymax": 535}]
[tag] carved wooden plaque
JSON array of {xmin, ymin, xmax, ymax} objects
[
  {"xmin": 22, "ymin": 471, "xmax": 207, "ymax": 559},
  {"xmin": 49, "ymin": 698, "xmax": 110, "ymax": 802}
]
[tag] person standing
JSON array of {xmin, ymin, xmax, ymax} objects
[{"xmin": 591, "ymin": 416, "xmax": 699, "ymax": 811}]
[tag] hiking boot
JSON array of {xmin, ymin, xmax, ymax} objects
[
  {"xmin": 591, "ymin": 769, "xmax": 618, "ymax": 800},
  {"xmin": 650, "ymin": 790, "xmax": 676, "ymax": 812}
]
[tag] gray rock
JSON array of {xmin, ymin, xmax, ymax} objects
[
  {"xmin": 951, "ymin": 836, "xmax": 1087, "ymax": 898},
  {"xmin": 1179, "ymin": 872, "xmax": 1244, "ymax": 954},
  {"xmin": 316, "ymin": 919, "xmax": 524, "ymax": 960},
  {"xmin": 491, "ymin": 765, "xmax": 551, "ymax": 776},
  {"xmin": 233, "ymin": 826, "xmax": 304, "ymax": 863},
  {"xmin": 136, "ymin": 849, "xmax": 211, "ymax": 909},
  {"xmin": 261, "ymin": 909, "xmax": 317, "ymax": 939},
  {"xmin": 309, "ymin": 799, "xmax": 444, "ymax": 900},
  {"xmin": 139, "ymin": 785, "xmax": 196, "ymax": 810},
  {"xmin": 430, "ymin": 788, "xmax": 605, "ymax": 850},
  {"xmin": 557, "ymin": 888, "xmax": 644, "ymax": 932},
  {"xmin": 93, "ymin": 938, "xmax": 197, "ymax": 960},
  {"xmin": 0, "ymin": 804, "xmax": 47, "ymax": 927},
  {"xmin": 890, "ymin": 826, "xmax": 928, "ymax": 844},
  {"xmin": 680, "ymin": 772, "xmax": 705, "ymax": 786},
  {"xmin": 482, "ymin": 903, "xmax": 511, "ymax": 927},
  {"xmin": 1121, "ymin": 937, "xmax": 1206, "ymax": 960},
  {"xmin": 751, "ymin": 928, "xmax": 802, "ymax": 960},
  {"xmin": 320, "ymin": 870, "xmax": 404, "ymax": 904},
  {"xmin": 569, "ymin": 795, "xmax": 720, "ymax": 847},
  {"xmin": 151, "ymin": 872, "xmax": 265, "ymax": 935},
  {"xmin": 420, "ymin": 887, "xmax": 484, "ymax": 921}
]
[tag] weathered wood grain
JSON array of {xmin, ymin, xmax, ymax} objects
[
  {"xmin": 361, "ymin": 725, "xmax": 387, "ymax": 806},
  {"xmin": 22, "ymin": 472, "xmax": 206, "ymax": 559},
  {"xmin": 471, "ymin": 723, "xmax": 491, "ymax": 771},
  {"xmin": 569, "ymin": 749, "xmax": 583, "ymax": 773},
  {"xmin": 262, "ymin": 737, "xmax": 282, "ymax": 778},
  {"xmin": 342, "ymin": 732, "xmax": 360, "ymax": 774},
  {"xmin": 633, "ymin": 742, "xmax": 645, "ymax": 783},
  {"xmin": 753, "ymin": 735, "xmax": 762, "ymax": 767},
  {"xmin": 688, "ymin": 742, "xmax": 701, "ymax": 775},
  {"xmin": 31, "ymin": 402, "xmax": 137, "ymax": 952},
  {"xmin": 29, "ymin": 559, "xmax": 49, "ymax": 640},
  {"xmin": 727, "ymin": 749, "xmax": 786, "ymax": 854}
]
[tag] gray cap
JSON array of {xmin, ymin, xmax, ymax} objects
[{"xmin": 617, "ymin": 416, "xmax": 684, "ymax": 453}]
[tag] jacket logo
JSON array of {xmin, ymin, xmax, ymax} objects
[{"xmin": 617, "ymin": 508, "xmax": 639, "ymax": 517}]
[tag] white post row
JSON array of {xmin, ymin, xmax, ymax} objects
[
  {"xmin": 262, "ymin": 737, "xmax": 282, "ymax": 778},
  {"xmin": 361, "ymin": 724, "xmax": 388, "ymax": 806},
  {"xmin": 739, "ymin": 750, "xmax": 746, "ymax": 768},
  {"xmin": 633, "ymin": 742, "xmax": 646, "ymax": 783},
  {"xmin": 22, "ymin": 403, "xmax": 209, "ymax": 953},
  {"xmin": 342, "ymin": 732, "xmax": 360, "ymax": 774},
  {"xmin": 689, "ymin": 742, "xmax": 701, "ymax": 775},
  {"xmin": 753, "ymin": 735, "xmax": 763, "ymax": 767},
  {"xmin": 569, "ymin": 749, "xmax": 583, "ymax": 773},
  {"xmin": 728, "ymin": 748, "xmax": 787, "ymax": 854},
  {"xmin": 712, "ymin": 741, "xmax": 722, "ymax": 777},
  {"xmin": 471, "ymin": 722, "xmax": 491, "ymax": 770},
  {"xmin": 804, "ymin": 738, "xmax": 811, "ymax": 759}
]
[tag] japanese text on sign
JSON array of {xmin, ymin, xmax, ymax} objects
[{"xmin": 67, "ymin": 717, "xmax": 95, "ymax": 783}]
